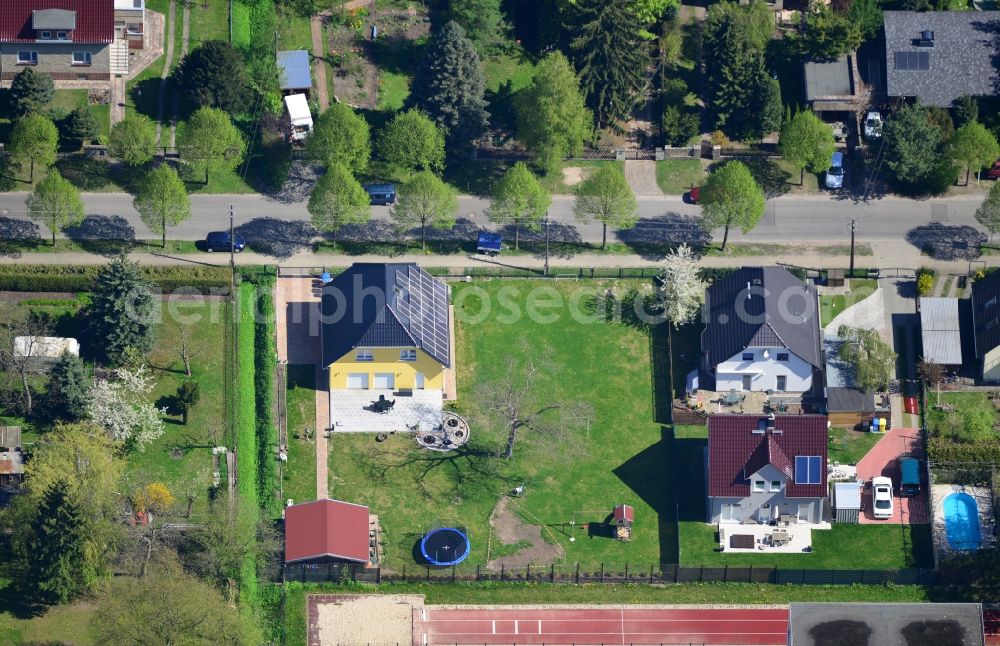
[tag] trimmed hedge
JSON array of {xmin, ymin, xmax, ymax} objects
[
  {"xmin": 0, "ymin": 264, "xmax": 232, "ymax": 293},
  {"xmin": 927, "ymin": 438, "xmax": 1000, "ymax": 463},
  {"xmin": 253, "ymin": 279, "xmax": 280, "ymax": 518}
]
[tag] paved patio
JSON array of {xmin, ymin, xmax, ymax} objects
[
  {"xmin": 719, "ymin": 522, "xmax": 832, "ymax": 553},
  {"xmin": 855, "ymin": 427, "xmax": 929, "ymax": 524},
  {"xmin": 330, "ymin": 389, "xmax": 443, "ymax": 433}
]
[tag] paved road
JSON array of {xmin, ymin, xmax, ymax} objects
[{"xmin": 0, "ymin": 191, "xmax": 987, "ymax": 246}]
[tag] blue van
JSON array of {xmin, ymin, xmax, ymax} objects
[
  {"xmin": 363, "ymin": 183, "xmax": 396, "ymax": 206},
  {"xmin": 899, "ymin": 455, "xmax": 921, "ymax": 497},
  {"xmin": 825, "ymin": 151, "xmax": 844, "ymax": 190}
]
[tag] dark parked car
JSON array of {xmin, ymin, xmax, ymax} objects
[
  {"xmin": 204, "ymin": 231, "xmax": 246, "ymax": 252},
  {"xmin": 363, "ymin": 183, "xmax": 396, "ymax": 205}
]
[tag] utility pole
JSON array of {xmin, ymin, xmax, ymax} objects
[
  {"xmin": 849, "ymin": 218, "xmax": 856, "ymax": 277},
  {"xmin": 544, "ymin": 212, "xmax": 550, "ymax": 277},
  {"xmin": 229, "ymin": 204, "xmax": 236, "ymax": 291}
]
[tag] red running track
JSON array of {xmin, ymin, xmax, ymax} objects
[{"xmin": 413, "ymin": 607, "xmax": 789, "ymax": 645}]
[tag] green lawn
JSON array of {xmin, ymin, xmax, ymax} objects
[
  {"xmin": 926, "ymin": 391, "xmax": 999, "ymax": 443},
  {"xmin": 126, "ymin": 299, "xmax": 230, "ymax": 520},
  {"xmin": 655, "ymin": 159, "xmax": 705, "ymax": 194},
  {"xmin": 828, "ymin": 425, "xmax": 882, "ymax": 466},
  {"xmin": 325, "ymin": 279, "xmax": 670, "ymax": 569},
  {"xmin": 283, "ymin": 365, "xmax": 318, "ymax": 505},
  {"xmin": 776, "ymin": 158, "xmax": 820, "ymax": 193},
  {"xmin": 377, "ymin": 70, "xmax": 410, "ymax": 112},
  {"xmin": 49, "ymin": 89, "xmax": 112, "ymax": 142},
  {"xmin": 483, "ymin": 53, "xmax": 537, "ymax": 94},
  {"xmin": 819, "ymin": 279, "xmax": 878, "ymax": 328},
  {"xmin": 187, "ymin": 0, "xmax": 230, "ymax": 49},
  {"xmin": 276, "ymin": 4, "xmax": 314, "ymax": 52}
]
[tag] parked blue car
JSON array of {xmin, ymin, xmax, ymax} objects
[{"xmin": 204, "ymin": 231, "xmax": 246, "ymax": 252}]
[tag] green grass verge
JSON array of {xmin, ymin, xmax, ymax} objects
[
  {"xmin": 283, "ymin": 365, "xmax": 317, "ymax": 504},
  {"xmin": 127, "ymin": 298, "xmax": 229, "ymax": 519},
  {"xmin": 326, "ymin": 279, "xmax": 669, "ymax": 569},
  {"xmin": 254, "ymin": 279, "xmax": 280, "ymax": 517},
  {"xmin": 236, "ymin": 282, "xmax": 261, "ymax": 608},
  {"xmin": 281, "ymin": 581, "xmax": 932, "ymax": 646},
  {"xmin": 819, "ymin": 279, "xmax": 878, "ymax": 328},
  {"xmin": 655, "ymin": 159, "xmax": 705, "ymax": 194},
  {"xmin": 828, "ymin": 425, "xmax": 882, "ymax": 466}
]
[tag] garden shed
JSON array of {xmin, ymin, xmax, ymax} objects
[
  {"xmin": 13, "ymin": 336, "xmax": 79, "ymax": 367},
  {"xmin": 276, "ymin": 49, "xmax": 312, "ymax": 93},
  {"xmin": 833, "ymin": 481, "xmax": 861, "ymax": 523}
]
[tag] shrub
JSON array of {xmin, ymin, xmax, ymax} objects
[
  {"xmin": 917, "ymin": 270, "xmax": 934, "ymax": 296},
  {"xmin": 0, "ymin": 264, "xmax": 231, "ymax": 293},
  {"xmin": 928, "ymin": 438, "xmax": 1000, "ymax": 463},
  {"xmin": 662, "ymin": 105, "xmax": 700, "ymax": 146}
]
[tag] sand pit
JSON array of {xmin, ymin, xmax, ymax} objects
[
  {"xmin": 312, "ymin": 594, "xmax": 422, "ymax": 645},
  {"xmin": 562, "ymin": 166, "xmax": 587, "ymax": 186}
]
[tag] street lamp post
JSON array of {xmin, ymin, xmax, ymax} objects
[
  {"xmin": 544, "ymin": 212, "xmax": 550, "ymax": 277},
  {"xmin": 849, "ymin": 218, "xmax": 856, "ymax": 277}
]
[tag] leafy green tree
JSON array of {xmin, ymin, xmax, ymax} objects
[
  {"xmin": 64, "ymin": 106, "xmax": 99, "ymax": 147},
  {"xmin": 376, "ymin": 109, "xmax": 445, "ymax": 173},
  {"xmin": 661, "ymin": 105, "xmax": 700, "ymax": 146},
  {"xmin": 411, "ymin": 21, "xmax": 489, "ymax": 148},
  {"xmin": 24, "ymin": 480, "xmax": 96, "ymax": 604},
  {"xmin": 569, "ymin": 0, "xmax": 650, "ymax": 128},
  {"xmin": 837, "ymin": 325, "xmax": 897, "ymax": 392},
  {"xmin": 846, "ymin": 0, "xmax": 883, "ymax": 41},
  {"xmin": 702, "ymin": 1, "xmax": 778, "ymax": 140},
  {"xmin": 86, "ymin": 255, "xmax": 156, "ymax": 365},
  {"xmin": 9, "ymin": 67, "xmax": 54, "ymax": 117},
  {"xmin": 26, "ymin": 170, "xmax": 85, "ymax": 245},
  {"xmin": 10, "ymin": 112, "xmax": 58, "ymax": 182},
  {"xmin": 178, "ymin": 106, "xmax": 246, "ymax": 184},
  {"xmin": 883, "ymin": 102, "xmax": 954, "ymax": 194},
  {"xmin": 134, "ymin": 164, "xmax": 191, "ymax": 247},
  {"xmin": 573, "ymin": 165, "xmax": 639, "ymax": 249},
  {"xmin": 47, "ymin": 351, "xmax": 90, "ymax": 421},
  {"xmin": 627, "ymin": 0, "xmax": 680, "ymax": 24},
  {"xmin": 487, "ymin": 162, "xmax": 552, "ymax": 250},
  {"xmin": 391, "ymin": 171, "xmax": 459, "ymax": 250},
  {"xmin": 306, "ymin": 102, "xmax": 371, "ymax": 173},
  {"xmin": 953, "ymin": 95, "xmax": 979, "ymax": 128},
  {"xmin": 515, "ymin": 52, "xmax": 592, "ymax": 174},
  {"xmin": 950, "ymin": 121, "xmax": 1000, "ymax": 185},
  {"xmin": 700, "ymin": 160, "xmax": 766, "ymax": 252},
  {"xmin": 175, "ymin": 380, "xmax": 200, "ymax": 425},
  {"xmin": 779, "ymin": 109, "xmax": 837, "ymax": 184},
  {"xmin": 176, "ymin": 40, "xmax": 250, "ymax": 112},
  {"xmin": 307, "ymin": 162, "xmax": 371, "ymax": 249},
  {"xmin": 91, "ymin": 557, "xmax": 260, "ymax": 645},
  {"xmin": 444, "ymin": 0, "xmax": 505, "ymax": 50},
  {"xmin": 109, "ymin": 114, "xmax": 157, "ymax": 167},
  {"xmin": 795, "ymin": 3, "xmax": 863, "ymax": 61},
  {"xmin": 976, "ymin": 181, "xmax": 1000, "ymax": 240}
]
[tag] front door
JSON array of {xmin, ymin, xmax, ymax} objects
[
  {"xmin": 374, "ymin": 373, "xmax": 395, "ymax": 390},
  {"xmin": 346, "ymin": 373, "xmax": 368, "ymax": 389},
  {"xmin": 742, "ymin": 375, "xmax": 753, "ymax": 391},
  {"xmin": 415, "ymin": 372, "xmax": 425, "ymax": 389}
]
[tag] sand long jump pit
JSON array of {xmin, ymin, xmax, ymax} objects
[{"xmin": 308, "ymin": 594, "xmax": 423, "ymax": 646}]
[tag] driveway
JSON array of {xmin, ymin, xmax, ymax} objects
[{"xmin": 855, "ymin": 427, "xmax": 928, "ymax": 525}]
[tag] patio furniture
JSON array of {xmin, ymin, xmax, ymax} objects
[
  {"xmin": 770, "ymin": 530, "xmax": 791, "ymax": 547},
  {"xmin": 729, "ymin": 534, "xmax": 755, "ymax": 549},
  {"xmin": 779, "ymin": 514, "xmax": 797, "ymax": 526},
  {"xmin": 370, "ymin": 395, "xmax": 396, "ymax": 414},
  {"xmin": 722, "ymin": 390, "xmax": 742, "ymax": 405}
]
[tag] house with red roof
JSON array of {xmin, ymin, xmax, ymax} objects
[
  {"xmin": 284, "ymin": 498, "xmax": 373, "ymax": 565},
  {"xmin": 707, "ymin": 414, "xmax": 828, "ymax": 525},
  {"xmin": 0, "ymin": 0, "xmax": 145, "ymax": 81}
]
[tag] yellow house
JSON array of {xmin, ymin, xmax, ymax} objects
[{"xmin": 321, "ymin": 263, "xmax": 450, "ymax": 392}]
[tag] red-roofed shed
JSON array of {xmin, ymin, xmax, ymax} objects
[
  {"xmin": 613, "ymin": 504, "xmax": 634, "ymax": 523},
  {"xmin": 284, "ymin": 498, "xmax": 371, "ymax": 564}
]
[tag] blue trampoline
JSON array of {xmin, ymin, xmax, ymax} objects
[{"xmin": 420, "ymin": 527, "xmax": 470, "ymax": 566}]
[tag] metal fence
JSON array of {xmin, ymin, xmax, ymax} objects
[{"xmin": 284, "ymin": 562, "xmax": 937, "ymax": 586}]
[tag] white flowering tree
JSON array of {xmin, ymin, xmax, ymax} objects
[
  {"xmin": 87, "ymin": 366, "xmax": 165, "ymax": 452},
  {"xmin": 658, "ymin": 243, "xmax": 703, "ymax": 328}
]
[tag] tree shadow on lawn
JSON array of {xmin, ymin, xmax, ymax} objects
[
  {"xmin": 129, "ymin": 77, "xmax": 163, "ymax": 119},
  {"xmin": 505, "ymin": 221, "xmax": 586, "ymax": 259},
  {"xmin": 64, "ymin": 214, "xmax": 136, "ymax": 255},
  {"xmin": 235, "ymin": 217, "xmax": 317, "ymax": 259},
  {"xmin": 613, "ymin": 427, "xmax": 678, "ymax": 564},
  {"xmin": 0, "ymin": 217, "xmax": 42, "ymax": 257}
]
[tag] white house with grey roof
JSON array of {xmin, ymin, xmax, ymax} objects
[
  {"xmin": 884, "ymin": 11, "xmax": 1000, "ymax": 107},
  {"xmin": 698, "ymin": 267, "xmax": 823, "ymax": 395}
]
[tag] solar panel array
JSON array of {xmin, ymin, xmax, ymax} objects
[
  {"xmin": 894, "ymin": 51, "xmax": 930, "ymax": 71},
  {"xmin": 394, "ymin": 266, "xmax": 450, "ymax": 365}
]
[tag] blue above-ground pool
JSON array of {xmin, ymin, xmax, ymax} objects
[
  {"xmin": 420, "ymin": 527, "xmax": 470, "ymax": 566},
  {"xmin": 944, "ymin": 492, "xmax": 982, "ymax": 551}
]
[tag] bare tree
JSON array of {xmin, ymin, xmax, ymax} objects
[
  {"xmin": 179, "ymin": 326, "xmax": 192, "ymax": 377},
  {"xmin": 474, "ymin": 348, "xmax": 593, "ymax": 460},
  {"xmin": 917, "ymin": 358, "xmax": 945, "ymax": 406},
  {"xmin": 0, "ymin": 307, "xmax": 50, "ymax": 416}
]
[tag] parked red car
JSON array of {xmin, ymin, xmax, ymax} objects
[{"xmin": 687, "ymin": 186, "xmax": 701, "ymax": 204}]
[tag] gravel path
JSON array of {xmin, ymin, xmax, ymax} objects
[{"xmin": 624, "ymin": 160, "xmax": 664, "ymax": 196}]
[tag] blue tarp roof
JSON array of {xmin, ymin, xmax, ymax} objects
[{"xmin": 277, "ymin": 50, "xmax": 311, "ymax": 90}]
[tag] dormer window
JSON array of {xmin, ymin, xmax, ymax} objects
[
  {"xmin": 57, "ymin": 31, "xmax": 68, "ymax": 40},
  {"xmin": 770, "ymin": 480, "xmax": 782, "ymax": 492},
  {"xmin": 40, "ymin": 31, "xmax": 51, "ymax": 39},
  {"xmin": 753, "ymin": 480, "xmax": 765, "ymax": 492}
]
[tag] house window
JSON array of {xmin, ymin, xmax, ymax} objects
[
  {"xmin": 40, "ymin": 31, "xmax": 52, "ymax": 39},
  {"xmin": 770, "ymin": 480, "xmax": 782, "ymax": 492},
  {"xmin": 72, "ymin": 51, "xmax": 92, "ymax": 65},
  {"xmin": 742, "ymin": 375, "xmax": 752, "ymax": 391},
  {"xmin": 720, "ymin": 504, "xmax": 741, "ymax": 522},
  {"xmin": 795, "ymin": 456, "xmax": 822, "ymax": 484},
  {"xmin": 57, "ymin": 31, "xmax": 68, "ymax": 40},
  {"xmin": 400, "ymin": 349, "xmax": 417, "ymax": 362},
  {"xmin": 742, "ymin": 352, "xmax": 754, "ymax": 361},
  {"xmin": 17, "ymin": 51, "xmax": 38, "ymax": 64},
  {"xmin": 126, "ymin": 23, "xmax": 142, "ymax": 34},
  {"xmin": 355, "ymin": 349, "xmax": 373, "ymax": 361},
  {"xmin": 777, "ymin": 352, "xmax": 789, "ymax": 361},
  {"xmin": 753, "ymin": 480, "xmax": 765, "ymax": 492},
  {"xmin": 776, "ymin": 375, "xmax": 787, "ymax": 391}
]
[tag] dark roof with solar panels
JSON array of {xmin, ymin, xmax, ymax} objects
[{"xmin": 321, "ymin": 263, "xmax": 451, "ymax": 367}]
